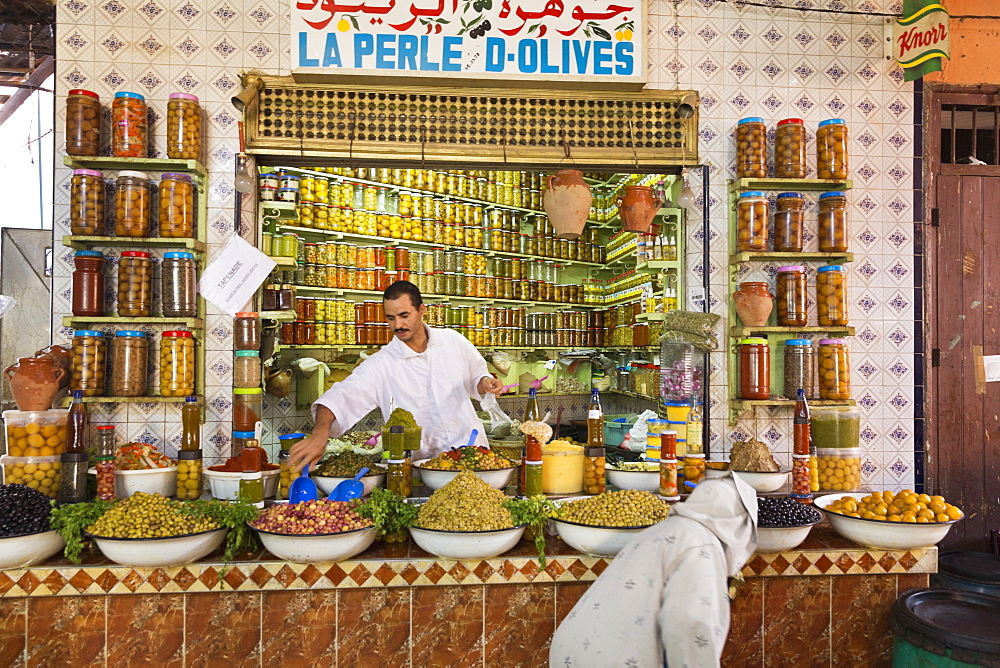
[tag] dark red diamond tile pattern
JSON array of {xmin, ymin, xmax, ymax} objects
[
  {"xmin": 222, "ymin": 566, "xmax": 248, "ymax": 590},
  {"xmin": 324, "ymin": 564, "xmax": 348, "ymax": 586},
  {"xmin": 41, "ymin": 570, "xmax": 68, "ymax": 594},
  {"xmin": 877, "ymin": 554, "xmax": 897, "ymax": 572},
  {"xmin": 814, "ymin": 555, "xmax": 835, "ymax": 573},
  {"xmin": 856, "ymin": 553, "xmax": 877, "ymax": 572},
  {"xmin": 275, "ymin": 565, "xmax": 297, "ymax": 587},
  {"xmin": 899, "ymin": 551, "xmax": 918, "ymax": 570},
  {"xmin": 449, "ymin": 562, "xmax": 471, "ymax": 582},
  {"xmin": 249, "ymin": 566, "xmax": 273, "ymax": 588},
  {"xmin": 566, "ymin": 559, "xmax": 588, "ymax": 579},
  {"xmin": 792, "ymin": 555, "xmax": 812, "ymax": 574},
  {"xmin": 374, "ymin": 563, "xmax": 397, "ymax": 585},
  {"xmin": 69, "ymin": 570, "xmax": 95, "ymax": 592},
  {"xmin": 473, "ymin": 562, "xmax": 495, "ymax": 582},
  {"xmin": 0, "ymin": 572, "xmax": 14, "ymax": 595},
  {"xmin": 148, "ymin": 568, "xmax": 171, "ymax": 591},
  {"xmin": 834, "ymin": 553, "xmax": 856, "ymax": 572},
  {"xmin": 173, "ymin": 568, "xmax": 196, "ymax": 591},
  {"xmin": 424, "ymin": 563, "xmax": 447, "ymax": 584},
  {"xmin": 299, "ymin": 565, "xmax": 323, "ymax": 587},
  {"xmin": 348, "ymin": 565, "xmax": 371, "ymax": 585},
  {"xmin": 94, "ymin": 570, "xmax": 119, "ymax": 592},
  {"xmin": 198, "ymin": 567, "xmax": 220, "ymax": 590},
  {"xmin": 399, "ymin": 563, "xmax": 421, "ymax": 585},
  {"xmin": 770, "ymin": 555, "xmax": 790, "ymax": 575},
  {"xmin": 17, "ymin": 571, "xmax": 40, "ymax": 594},
  {"xmin": 121, "ymin": 569, "xmax": 144, "ymax": 592},
  {"xmin": 591, "ymin": 559, "xmax": 609, "ymax": 576}
]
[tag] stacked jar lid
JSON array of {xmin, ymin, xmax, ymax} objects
[{"xmin": 233, "ymin": 313, "xmax": 263, "ymax": 455}]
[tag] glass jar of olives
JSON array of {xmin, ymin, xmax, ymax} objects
[
  {"xmin": 159, "ymin": 330, "xmax": 195, "ymax": 397},
  {"xmin": 158, "ymin": 173, "xmax": 195, "ymax": 238},
  {"xmin": 117, "ymin": 251, "xmax": 152, "ymax": 317},
  {"xmin": 110, "ymin": 330, "xmax": 148, "ymax": 397},
  {"xmin": 114, "ymin": 171, "xmax": 151, "ymax": 237},
  {"xmin": 774, "ymin": 118, "xmax": 807, "ymax": 179},
  {"xmin": 773, "ymin": 192, "xmax": 804, "ymax": 253},
  {"xmin": 70, "ymin": 168, "xmax": 105, "ymax": 235},
  {"xmin": 70, "ymin": 330, "xmax": 106, "ymax": 397},
  {"xmin": 816, "ymin": 265, "xmax": 848, "ymax": 326},
  {"xmin": 817, "ymin": 338, "xmax": 851, "ymax": 400},
  {"xmin": 166, "ymin": 93, "xmax": 202, "ymax": 160},
  {"xmin": 735, "ymin": 117, "xmax": 767, "ymax": 179},
  {"xmin": 736, "ymin": 191, "xmax": 768, "ymax": 252},
  {"xmin": 65, "ymin": 89, "xmax": 101, "ymax": 157},
  {"xmin": 817, "ymin": 119, "xmax": 849, "ymax": 180},
  {"xmin": 818, "ymin": 191, "xmax": 848, "ymax": 252}
]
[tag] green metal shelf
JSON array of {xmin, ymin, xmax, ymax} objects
[
  {"xmin": 63, "ymin": 156, "xmax": 208, "ymax": 180},
  {"xmin": 730, "ymin": 251, "xmax": 854, "ymax": 264},
  {"xmin": 63, "ymin": 235, "xmax": 207, "ymax": 253},
  {"xmin": 59, "ymin": 395, "xmax": 202, "ymax": 406},
  {"xmin": 260, "ymin": 310, "xmax": 296, "ymax": 322},
  {"xmin": 62, "ymin": 316, "xmax": 204, "ymax": 328},
  {"xmin": 729, "ymin": 178, "xmax": 853, "ymax": 192},
  {"xmin": 729, "ymin": 326, "xmax": 855, "ymax": 338}
]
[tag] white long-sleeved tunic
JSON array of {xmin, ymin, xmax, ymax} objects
[{"xmin": 311, "ymin": 324, "xmax": 490, "ymax": 459}]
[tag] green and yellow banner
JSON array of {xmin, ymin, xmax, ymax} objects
[{"xmin": 894, "ymin": 1, "xmax": 950, "ymax": 81}]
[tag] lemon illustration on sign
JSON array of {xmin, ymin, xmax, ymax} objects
[
  {"xmin": 615, "ymin": 28, "xmax": 633, "ymax": 41},
  {"xmin": 337, "ymin": 18, "xmax": 351, "ymax": 31}
]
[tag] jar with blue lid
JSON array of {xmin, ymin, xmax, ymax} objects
[
  {"xmin": 736, "ymin": 191, "xmax": 768, "ymax": 251},
  {"xmin": 162, "ymin": 251, "xmax": 197, "ymax": 317},
  {"xmin": 70, "ymin": 329, "xmax": 107, "ymax": 396},
  {"xmin": 817, "ymin": 119, "xmax": 848, "ymax": 179},
  {"xmin": 816, "ymin": 265, "xmax": 848, "ymax": 326},
  {"xmin": 783, "ymin": 339, "xmax": 815, "ymax": 399},
  {"xmin": 110, "ymin": 331, "xmax": 148, "ymax": 397},
  {"xmin": 111, "ymin": 91, "xmax": 147, "ymax": 158},
  {"xmin": 72, "ymin": 250, "xmax": 105, "ymax": 317},
  {"xmin": 818, "ymin": 191, "xmax": 848, "ymax": 252},
  {"xmin": 736, "ymin": 117, "xmax": 767, "ymax": 179}
]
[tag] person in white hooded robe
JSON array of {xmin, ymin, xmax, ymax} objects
[{"xmin": 548, "ymin": 472, "xmax": 758, "ymax": 668}]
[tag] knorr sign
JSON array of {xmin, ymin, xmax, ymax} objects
[{"xmin": 893, "ymin": 1, "xmax": 950, "ymax": 82}]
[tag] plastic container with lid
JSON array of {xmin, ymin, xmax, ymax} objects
[
  {"xmin": 776, "ymin": 265, "xmax": 807, "ymax": 327},
  {"xmin": 540, "ymin": 441, "xmax": 585, "ymax": 495},
  {"xmin": 737, "ymin": 337, "xmax": 770, "ymax": 400},
  {"xmin": 110, "ymin": 330, "xmax": 148, "ymax": 397},
  {"xmin": 783, "ymin": 339, "xmax": 815, "ymax": 400},
  {"xmin": 816, "ymin": 265, "xmax": 848, "ymax": 326},
  {"xmin": 773, "ymin": 192, "xmax": 804, "ymax": 252},
  {"xmin": 0, "ymin": 454, "xmax": 62, "ymax": 498},
  {"xmin": 817, "ymin": 119, "xmax": 848, "ymax": 180},
  {"xmin": 159, "ymin": 330, "xmax": 195, "ymax": 397},
  {"xmin": 815, "ymin": 447, "xmax": 860, "ymax": 491},
  {"xmin": 70, "ymin": 329, "xmax": 106, "ymax": 397},
  {"xmin": 233, "ymin": 388, "xmax": 262, "ymax": 432},
  {"xmin": 231, "ymin": 430, "xmax": 255, "ymax": 458},
  {"xmin": 117, "ymin": 250, "xmax": 152, "ymax": 317},
  {"xmin": 736, "ymin": 191, "xmax": 768, "ymax": 252},
  {"xmin": 234, "ymin": 312, "xmax": 261, "ymax": 351},
  {"xmin": 72, "ymin": 250, "xmax": 105, "ymax": 317},
  {"xmin": 114, "ymin": 170, "xmax": 151, "ymax": 237},
  {"xmin": 775, "ymin": 118, "xmax": 807, "ymax": 178},
  {"xmin": 111, "ymin": 91, "xmax": 147, "ymax": 158},
  {"xmin": 810, "ymin": 406, "xmax": 860, "ymax": 449},
  {"xmin": 70, "ymin": 168, "xmax": 105, "ymax": 235},
  {"xmin": 159, "ymin": 173, "xmax": 195, "ymax": 238},
  {"xmin": 162, "ymin": 252, "xmax": 197, "ymax": 317},
  {"xmin": 2, "ymin": 409, "xmax": 69, "ymax": 456},
  {"xmin": 65, "ymin": 89, "xmax": 101, "ymax": 156},
  {"xmin": 166, "ymin": 93, "xmax": 202, "ymax": 160},
  {"xmin": 234, "ymin": 350, "xmax": 261, "ymax": 389},
  {"xmin": 735, "ymin": 117, "xmax": 767, "ymax": 179},
  {"xmin": 817, "ymin": 338, "xmax": 851, "ymax": 400},
  {"xmin": 818, "ymin": 191, "xmax": 848, "ymax": 252}
]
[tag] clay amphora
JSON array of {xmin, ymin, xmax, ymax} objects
[
  {"xmin": 4, "ymin": 356, "xmax": 66, "ymax": 411},
  {"xmin": 733, "ymin": 282, "xmax": 774, "ymax": 327},
  {"xmin": 543, "ymin": 170, "xmax": 591, "ymax": 240},
  {"xmin": 616, "ymin": 185, "xmax": 661, "ymax": 233},
  {"xmin": 34, "ymin": 345, "xmax": 72, "ymax": 390},
  {"xmin": 265, "ymin": 367, "xmax": 293, "ymax": 398}
]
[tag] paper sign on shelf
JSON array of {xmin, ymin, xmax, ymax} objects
[
  {"xmin": 198, "ymin": 235, "xmax": 276, "ymax": 317},
  {"xmin": 982, "ymin": 355, "xmax": 1000, "ymax": 383}
]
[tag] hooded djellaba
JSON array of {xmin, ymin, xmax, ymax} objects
[{"xmin": 549, "ymin": 472, "xmax": 758, "ymax": 668}]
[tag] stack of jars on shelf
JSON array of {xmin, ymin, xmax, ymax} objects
[
  {"xmin": 585, "ymin": 270, "xmax": 654, "ymax": 306},
  {"xmin": 737, "ymin": 336, "xmax": 851, "ymax": 402},
  {"xmin": 736, "ymin": 117, "xmax": 848, "ymax": 182},
  {"xmin": 232, "ymin": 313, "xmax": 263, "ymax": 458},
  {"xmin": 70, "ymin": 169, "xmax": 197, "ymax": 238},
  {"xmin": 736, "ymin": 189, "xmax": 847, "ymax": 254}
]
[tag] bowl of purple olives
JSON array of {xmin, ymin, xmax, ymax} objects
[{"xmin": 755, "ymin": 496, "xmax": 822, "ymax": 553}]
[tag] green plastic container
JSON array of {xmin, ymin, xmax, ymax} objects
[
  {"xmin": 602, "ymin": 414, "xmax": 638, "ymax": 447},
  {"xmin": 890, "ymin": 589, "xmax": 1000, "ymax": 667}
]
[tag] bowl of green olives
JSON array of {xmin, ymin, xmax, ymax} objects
[
  {"xmin": 88, "ymin": 528, "xmax": 228, "ymax": 568},
  {"xmin": 551, "ymin": 490, "xmax": 671, "ymax": 557}
]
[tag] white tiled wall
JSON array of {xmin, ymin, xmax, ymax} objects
[{"xmin": 52, "ymin": 0, "xmax": 920, "ymax": 488}]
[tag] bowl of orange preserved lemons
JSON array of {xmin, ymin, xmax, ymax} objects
[{"xmin": 815, "ymin": 490, "xmax": 963, "ymax": 550}]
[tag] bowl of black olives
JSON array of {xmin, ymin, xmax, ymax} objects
[
  {"xmin": 755, "ymin": 496, "xmax": 823, "ymax": 553},
  {"xmin": 0, "ymin": 483, "xmax": 64, "ymax": 568}
]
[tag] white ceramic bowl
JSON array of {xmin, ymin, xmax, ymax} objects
[
  {"xmin": 704, "ymin": 463, "xmax": 729, "ymax": 479},
  {"xmin": 252, "ymin": 525, "xmax": 376, "ymax": 563},
  {"xmin": 409, "ymin": 525, "xmax": 526, "ymax": 559},
  {"xmin": 605, "ymin": 467, "xmax": 660, "ymax": 493},
  {"xmin": 731, "ymin": 469, "xmax": 790, "ymax": 493},
  {"xmin": 552, "ymin": 518, "xmax": 656, "ymax": 557},
  {"xmin": 755, "ymin": 520, "xmax": 821, "ymax": 552},
  {"xmin": 413, "ymin": 460, "xmax": 517, "ymax": 491},
  {"xmin": 114, "ymin": 467, "xmax": 178, "ymax": 499},
  {"xmin": 0, "ymin": 530, "xmax": 66, "ymax": 568},
  {"xmin": 312, "ymin": 470, "xmax": 387, "ymax": 497},
  {"xmin": 88, "ymin": 528, "xmax": 227, "ymax": 567},
  {"xmin": 814, "ymin": 492, "xmax": 963, "ymax": 550},
  {"xmin": 204, "ymin": 468, "xmax": 280, "ymax": 500}
]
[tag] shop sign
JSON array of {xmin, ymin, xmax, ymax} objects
[
  {"xmin": 893, "ymin": 1, "xmax": 949, "ymax": 82},
  {"xmin": 291, "ymin": 0, "xmax": 645, "ymax": 85}
]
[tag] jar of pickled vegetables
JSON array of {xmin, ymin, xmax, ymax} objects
[
  {"xmin": 70, "ymin": 330, "xmax": 106, "ymax": 397},
  {"xmin": 775, "ymin": 265, "xmax": 807, "ymax": 327},
  {"xmin": 110, "ymin": 330, "xmax": 148, "ymax": 397},
  {"xmin": 160, "ymin": 330, "xmax": 195, "ymax": 397},
  {"xmin": 818, "ymin": 191, "xmax": 848, "ymax": 252},
  {"xmin": 70, "ymin": 168, "xmax": 105, "ymax": 235},
  {"xmin": 736, "ymin": 117, "xmax": 767, "ymax": 179},
  {"xmin": 817, "ymin": 338, "xmax": 850, "ymax": 400},
  {"xmin": 773, "ymin": 192, "xmax": 803, "ymax": 253},
  {"xmin": 111, "ymin": 91, "xmax": 147, "ymax": 158},
  {"xmin": 114, "ymin": 171, "xmax": 151, "ymax": 237},
  {"xmin": 117, "ymin": 251, "xmax": 152, "ymax": 317},
  {"xmin": 166, "ymin": 93, "xmax": 202, "ymax": 160},
  {"xmin": 775, "ymin": 118, "xmax": 807, "ymax": 178},
  {"xmin": 158, "ymin": 173, "xmax": 195, "ymax": 237},
  {"xmin": 736, "ymin": 191, "xmax": 768, "ymax": 252},
  {"xmin": 817, "ymin": 119, "xmax": 848, "ymax": 179},
  {"xmin": 65, "ymin": 89, "xmax": 101, "ymax": 156},
  {"xmin": 816, "ymin": 265, "xmax": 848, "ymax": 326}
]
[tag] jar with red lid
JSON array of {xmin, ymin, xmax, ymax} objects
[
  {"xmin": 817, "ymin": 119, "xmax": 849, "ymax": 180},
  {"xmin": 114, "ymin": 171, "xmax": 151, "ymax": 237},
  {"xmin": 159, "ymin": 173, "xmax": 195, "ymax": 238},
  {"xmin": 816, "ymin": 265, "xmax": 848, "ymax": 326},
  {"xmin": 817, "ymin": 338, "xmax": 851, "ymax": 400},
  {"xmin": 117, "ymin": 251, "xmax": 152, "ymax": 317},
  {"xmin": 159, "ymin": 330, "xmax": 195, "ymax": 397},
  {"xmin": 111, "ymin": 91, "xmax": 147, "ymax": 158},
  {"xmin": 234, "ymin": 312, "xmax": 261, "ymax": 351},
  {"xmin": 773, "ymin": 192, "xmax": 804, "ymax": 252},
  {"xmin": 818, "ymin": 191, "xmax": 848, "ymax": 252},
  {"xmin": 737, "ymin": 338, "xmax": 770, "ymax": 400},
  {"xmin": 775, "ymin": 118, "xmax": 807, "ymax": 178},
  {"xmin": 66, "ymin": 89, "xmax": 101, "ymax": 156},
  {"xmin": 70, "ymin": 168, "xmax": 105, "ymax": 235},
  {"xmin": 736, "ymin": 117, "xmax": 767, "ymax": 179},
  {"xmin": 166, "ymin": 93, "xmax": 202, "ymax": 160},
  {"xmin": 775, "ymin": 265, "xmax": 807, "ymax": 327},
  {"xmin": 736, "ymin": 191, "xmax": 768, "ymax": 251}
]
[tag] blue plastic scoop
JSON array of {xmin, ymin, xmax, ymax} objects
[
  {"xmin": 465, "ymin": 428, "xmax": 479, "ymax": 449},
  {"xmin": 331, "ymin": 467, "xmax": 369, "ymax": 502},
  {"xmin": 289, "ymin": 463, "xmax": 319, "ymax": 503}
]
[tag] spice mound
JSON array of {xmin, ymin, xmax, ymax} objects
[
  {"xmin": 251, "ymin": 499, "xmax": 374, "ymax": 535},
  {"xmin": 416, "ymin": 471, "xmax": 513, "ymax": 531},
  {"xmin": 115, "ymin": 443, "xmax": 175, "ymax": 470},
  {"xmin": 419, "ymin": 446, "xmax": 516, "ymax": 471},
  {"xmin": 556, "ymin": 489, "xmax": 670, "ymax": 528},
  {"xmin": 87, "ymin": 492, "xmax": 218, "ymax": 538},
  {"xmin": 757, "ymin": 497, "xmax": 821, "ymax": 527},
  {"xmin": 385, "ymin": 407, "xmax": 418, "ymax": 429},
  {"xmin": 314, "ymin": 452, "xmax": 382, "ymax": 478},
  {"xmin": 0, "ymin": 483, "xmax": 52, "ymax": 537},
  {"xmin": 729, "ymin": 438, "xmax": 780, "ymax": 472}
]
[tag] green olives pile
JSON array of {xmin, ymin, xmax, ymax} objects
[
  {"xmin": 87, "ymin": 492, "xmax": 218, "ymax": 538},
  {"xmin": 557, "ymin": 489, "xmax": 670, "ymax": 528},
  {"xmin": 314, "ymin": 452, "xmax": 379, "ymax": 478},
  {"xmin": 417, "ymin": 471, "xmax": 513, "ymax": 531}
]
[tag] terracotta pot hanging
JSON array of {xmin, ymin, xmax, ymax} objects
[
  {"xmin": 733, "ymin": 282, "xmax": 774, "ymax": 327},
  {"xmin": 4, "ymin": 356, "xmax": 66, "ymax": 411},
  {"xmin": 616, "ymin": 185, "xmax": 661, "ymax": 233},
  {"xmin": 543, "ymin": 169, "xmax": 591, "ymax": 240}
]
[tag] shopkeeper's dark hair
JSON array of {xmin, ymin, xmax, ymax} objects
[{"xmin": 383, "ymin": 280, "xmax": 423, "ymax": 307}]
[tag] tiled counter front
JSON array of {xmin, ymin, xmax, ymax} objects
[{"xmin": 1, "ymin": 529, "xmax": 933, "ymax": 667}]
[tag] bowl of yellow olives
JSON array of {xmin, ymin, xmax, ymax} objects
[{"xmin": 815, "ymin": 490, "xmax": 963, "ymax": 550}]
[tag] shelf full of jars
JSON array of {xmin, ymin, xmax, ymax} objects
[
  {"xmin": 62, "ymin": 88, "xmax": 207, "ymax": 404},
  {"xmin": 728, "ymin": 116, "xmax": 856, "ymax": 424}
]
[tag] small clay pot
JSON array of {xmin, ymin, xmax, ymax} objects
[
  {"xmin": 4, "ymin": 356, "xmax": 66, "ymax": 411},
  {"xmin": 616, "ymin": 186, "xmax": 661, "ymax": 233},
  {"xmin": 543, "ymin": 170, "xmax": 591, "ymax": 240},
  {"xmin": 733, "ymin": 282, "xmax": 774, "ymax": 327}
]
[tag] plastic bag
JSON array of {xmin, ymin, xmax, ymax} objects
[
  {"xmin": 481, "ymin": 393, "xmax": 513, "ymax": 437},
  {"xmin": 621, "ymin": 409, "xmax": 659, "ymax": 453},
  {"xmin": 0, "ymin": 295, "xmax": 15, "ymax": 319}
]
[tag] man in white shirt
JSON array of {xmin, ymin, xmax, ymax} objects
[{"xmin": 288, "ymin": 280, "xmax": 505, "ymax": 470}]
